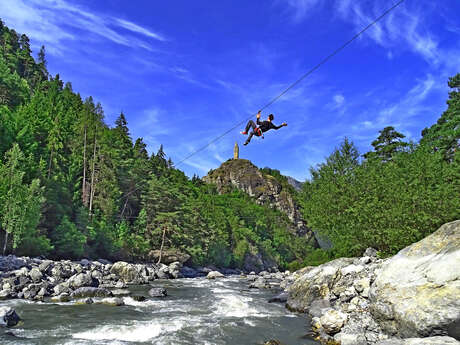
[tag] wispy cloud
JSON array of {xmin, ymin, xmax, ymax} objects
[
  {"xmin": 0, "ymin": 0, "xmax": 165, "ymax": 55},
  {"xmin": 281, "ymin": 0, "xmax": 321, "ymax": 22}
]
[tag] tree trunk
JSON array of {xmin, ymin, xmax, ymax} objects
[
  {"xmin": 89, "ymin": 135, "xmax": 97, "ymax": 216},
  {"xmin": 3, "ymin": 231, "xmax": 8, "ymax": 256},
  {"xmin": 47, "ymin": 149, "xmax": 53, "ymax": 179},
  {"xmin": 82, "ymin": 125, "xmax": 88, "ymax": 206},
  {"xmin": 157, "ymin": 225, "xmax": 167, "ymax": 265}
]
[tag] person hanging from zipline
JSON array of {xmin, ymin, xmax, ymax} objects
[{"xmin": 240, "ymin": 110, "xmax": 287, "ymax": 145}]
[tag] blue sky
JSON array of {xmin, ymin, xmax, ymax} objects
[{"xmin": 1, "ymin": 0, "xmax": 459, "ymax": 181}]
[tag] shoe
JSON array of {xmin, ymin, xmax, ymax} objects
[
  {"xmin": 240, "ymin": 131, "xmax": 248, "ymax": 135},
  {"xmin": 243, "ymin": 142, "xmax": 248, "ymax": 146}
]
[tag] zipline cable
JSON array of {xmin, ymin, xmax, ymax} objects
[
  {"xmin": 175, "ymin": 0, "xmax": 406, "ymax": 167},
  {"xmin": 117, "ymin": 0, "xmax": 406, "ymax": 204}
]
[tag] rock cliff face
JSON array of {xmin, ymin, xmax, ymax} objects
[
  {"xmin": 285, "ymin": 220, "xmax": 460, "ymax": 345},
  {"xmin": 203, "ymin": 159, "xmax": 315, "ymax": 242}
]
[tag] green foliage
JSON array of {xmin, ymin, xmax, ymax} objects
[
  {"xmin": 421, "ymin": 74, "xmax": 460, "ymax": 161},
  {"xmin": 364, "ymin": 126, "xmax": 408, "ymax": 161},
  {"xmin": 301, "ymin": 93, "xmax": 460, "ymax": 258},
  {"xmin": 53, "ymin": 216, "xmax": 86, "ymax": 259},
  {"xmin": 0, "ymin": 144, "xmax": 44, "ymax": 254}
]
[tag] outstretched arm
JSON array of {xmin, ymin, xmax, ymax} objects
[
  {"xmin": 271, "ymin": 122, "xmax": 287, "ymax": 130},
  {"xmin": 256, "ymin": 111, "xmax": 262, "ymax": 125}
]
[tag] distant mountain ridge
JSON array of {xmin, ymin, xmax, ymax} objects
[{"xmin": 286, "ymin": 176, "xmax": 304, "ymax": 192}]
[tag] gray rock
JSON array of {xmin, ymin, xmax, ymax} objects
[
  {"xmin": 38, "ymin": 260, "xmax": 54, "ymax": 273},
  {"xmin": 249, "ymin": 277, "xmax": 270, "ymax": 289},
  {"xmin": 110, "ymin": 262, "xmax": 141, "ymax": 284},
  {"xmin": 309, "ymin": 299, "xmax": 332, "ymax": 318},
  {"xmin": 206, "ymin": 271, "xmax": 224, "ymax": 279},
  {"xmin": 286, "ymin": 258, "xmax": 354, "ymax": 312},
  {"xmin": 51, "ymin": 293, "xmax": 71, "ymax": 302},
  {"xmin": 148, "ymin": 249, "xmax": 191, "ymax": 265},
  {"xmin": 268, "ymin": 292, "xmax": 288, "ymax": 303},
  {"xmin": 0, "ymin": 289, "xmax": 11, "ymax": 300},
  {"xmin": 111, "ymin": 289, "xmax": 131, "ymax": 297},
  {"xmin": 168, "ymin": 261, "xmax": 182, "ymax": 279},
  {"xmin": 29, "ymin": 267, "xmax": 43, "ymax": 282},
  {"xmin": 180, "ymin": 266, "xmax": 199, "ymax": 278},
  {"xmin": 75, "ymin": 297, "xmax": 93, "ymax": 305},
  {"xmin": 364, "ymin": 248, "xmax": 378, "ymax": 257},
  {"xmin": 71, "ymin": 287, "xmax": 112, "ymax": 298},
  {"xmin": 68, "ymin": 273, "xmax": 93, "ymax": 289},
  {"xmin": 53, "ymin": 282, "xmax": 70, "ymax": 295},
  {"xmin": 148, "ymin": 287, "xmax": 167, "ymax": 297},
  {"xmin": 370, "ymin": 220, "xmax": 460, "ymax": 338},
  {"xmin": 376, "ymin": 337, "xmax": 460, "ymax": 345},
  {"xmin": 320, "ymin": 309, "xmax": 347, "ymax": 334},
  {"xmin": 0, "ymin": 307, "xmax": 20, "ymax": 327},
  {"xmin": 131, "ymin": 295, "xmax": 146, "ymax": 302},
  {"xmin": 448, "ymin": 318, "xmax": 460, "ymax": 340},
  {"xmin": 97, "ymin": 259, "xmax": 111, "ymax": 265},
  {"xmin": 80, "ymin": 259, "xmax": 91, "ymax": 267},
  {"xmin": 100, "ymin": 297, "xmax": 124, "ymax": 306}
]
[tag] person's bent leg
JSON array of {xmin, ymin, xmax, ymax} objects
[
  {"xmin": 244, "ymin": 120, "xmax": 256, "ymax": 133},
  {"xmin": 244, "ymin": 132, "xmax": 254, "ymax": 145}
]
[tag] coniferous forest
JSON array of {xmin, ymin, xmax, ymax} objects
[{"xmin": 1, "ymin": 21, "xmax": 459, "ymax": 269}]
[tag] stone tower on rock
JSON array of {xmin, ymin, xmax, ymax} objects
[{"xmin": 233, "ymin": 142, "xmax": 239, "ymax": 160}]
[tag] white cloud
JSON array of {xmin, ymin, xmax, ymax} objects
[
  {"xmin": 333, "ymin": 94, "xmax": 345, "ymax": 106},
  {"xmin": 283, "ymin": 0, "xmax": 321, "ymax": 22},
  {"xmin": 115, "ymin": 18, "xmax": 166, "ymax": 42},
  {"xmin": 0, "ymin": 0, "xmax": 165, "ymax": 55}
]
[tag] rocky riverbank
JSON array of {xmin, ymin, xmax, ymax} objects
[{"xmin": 281, "ymin": 220, "xmax": 460, "ymax": 345}]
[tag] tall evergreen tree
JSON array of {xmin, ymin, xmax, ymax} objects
[{"xmin": 364, "ymin": 126, "xmax": 408, "ymax": 161}]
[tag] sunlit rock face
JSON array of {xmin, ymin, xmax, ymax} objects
[
  {"xmin": 203, "ymin": 159, "xmax": 315, "ymax": 241},
  {"xmin": 369, "ymin": 220, "xmax": 460, "ymax": 339}
]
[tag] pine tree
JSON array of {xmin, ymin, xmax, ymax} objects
[
  {"xmin": 421, "ymin": 74, "xmax": 460, "ymax": 161},
  {"xmin": 0, "ymin": 144, "xmax": 44, "ymax": 254},
  {"xmin": 364, "ymin": 126, "xmax": 408, "ymax": 161}
]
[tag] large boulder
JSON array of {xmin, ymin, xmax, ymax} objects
[
  {"xmin": 0, "ymin": 307, "xmax": 20, "ymax": 327},
  {"xmin": 148, "ymin": 287, "xmax": 167, "ymax": 297},
  {"xmin": 206, "ymin": 271, "xmax": 224, "ymax": 279},
  {"xmin": 148, "ymin": 249, "xmax": 191, "ymax": 265},
  {"xmin": 286, "ymin": 258, "xmax": 354, "ymax": 312},
  {"xmin": 71, "ymin": 287, "xmax": 112, "ymax": 298},
  {"xmin": 370, "ymin": 220, "xmax": 460, "ymax": 339},
  {"xmin": 110, "ymin": 262, "xmax": 141, "ymax": 284},
  {"xmin": 68, "ymin": 273, "xmax": 93, "ymax": 289},
  {"xmin": 376, "ymin": 337, "xmax": 460, "ymax": 345}
]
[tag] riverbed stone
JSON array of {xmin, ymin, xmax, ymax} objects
[
  {"xmin": 320, "ymin": 309, "xmax": 347, "ymax": 334},
  {"xmin": 0, "ymin": 307, "xmax": 20, "ymax": 327},
  {"xmin": 369, "ymin": 220, "xmax": 460, "ymax": 339},
  {"xmin": 29, "ymin": 267, "xmax": 43, "ymax": 282},
  {"xmin": 100, "ymin": 297, "xmax": 124, "ymax": 306},
  {"xmin": 286, "ymin": 257, "xmax": 354, "ymax": 312},
  {"xmin": 71, "ymin": 287, "xmax": 112, "ymax": 298},
  {"xmin": 268, "ymin": 292, "xmax": 288, "ymax": 303},
  {"xmin": 51, "ymin": 293, "xmax": 71, "ymax": 302},
  {"xmin": 111, "ymin": 289, "xmax": 131, "ymax": 297},
  {"xmin": 207, "ymin": 271, "xmax": 224, "ymax": 279},
  {"xmin": 168, "ymin": 261, "xmax": 182, "ymax": 279},
  {"xmin": 376, "ymin": 336, "xmax": 460, "ymax": 345},
  {"xmin": 68, "ymin": 272, "xmax": 93, "ymax": 289},
  {"xmin": 148, "ymin": 287, "xmax": 167, "ymax": 297},
  {"xmin": 110, "ymin": 262, "xmax": 142, "ymax": 284},
  {"xmin": 148, "ymin": 249, "xmax": 191, "ymax": 265},
  {"xmin": 132, "ymin": 295, "xmax": 146, "ymax": 302}
]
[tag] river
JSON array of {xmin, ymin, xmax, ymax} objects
[{"xmin": 1, "ymin": 276, "xmax": 318, "ymax": 345}]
